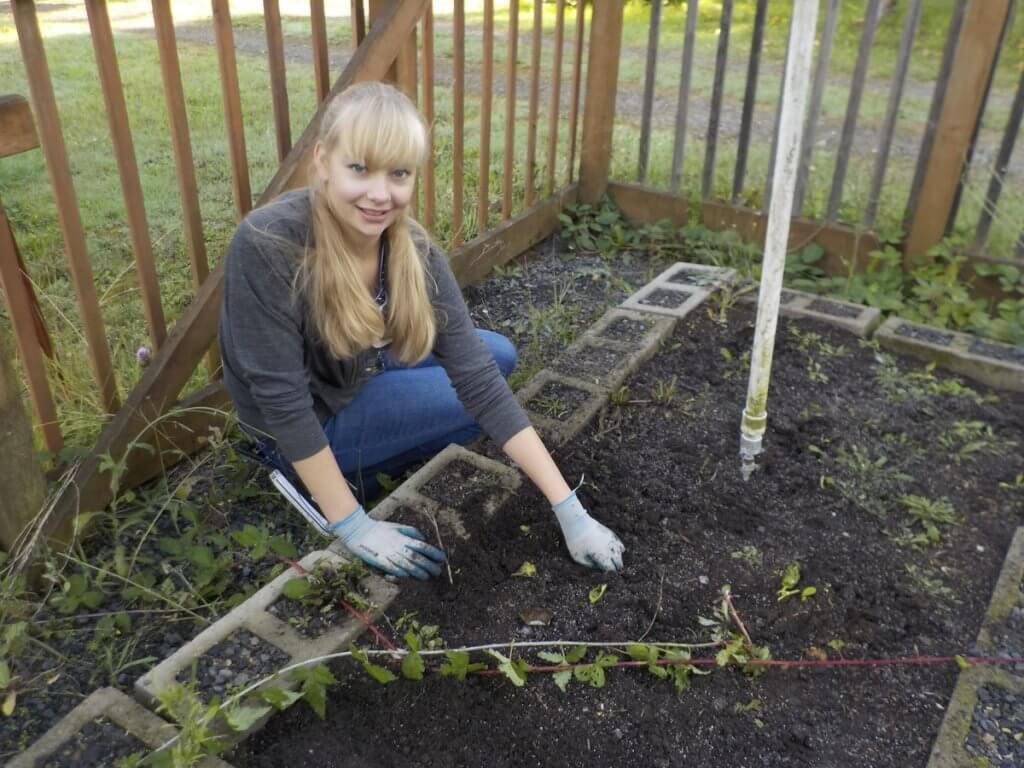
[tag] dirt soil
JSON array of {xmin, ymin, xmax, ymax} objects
[{"xmin": 231, "ymin": 248, "xmax": 1024, "ymax": 768}]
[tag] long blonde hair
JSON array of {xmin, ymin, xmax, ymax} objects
[{"xmin": 301, "ymin": 82, "xmax": 436, "ymax": 364}]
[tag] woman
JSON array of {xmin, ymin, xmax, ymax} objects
[{"xmin": 219, "ymin": 82, "xmax": 624, "ymax": 580}]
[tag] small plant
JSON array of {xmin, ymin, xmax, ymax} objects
[
  {"xmin": 729, "ymin": 545, "xmax": 762, "ymax": 568},
  {"xmin": 281, "ymin": 560, "xmax": 373, "ymax": 614},
  {"xmin": 652, "ymin": 376, "xmax": 677, "ymax": 406},
  {"xmin": 609, "ymin": 385, "xmax": 631, "ymax": 406},
  {"xmin": 899, "ymin": 495, "xmax": 958, "ymax": 545},
  {"xmin": 532, "ymin": 395, "xmax": 570, "ymax": 420},
  {"xmin": 936, "ymin": 420, "xmax": 1008, "ymax": 464},
  {"xmin": 776, "ymin": 561, "xmax": 817, "ymax": 603}
]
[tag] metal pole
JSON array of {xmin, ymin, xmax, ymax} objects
[{"xmin": 739, "ymin": 0, "xmax": 820, "ymax": 481}]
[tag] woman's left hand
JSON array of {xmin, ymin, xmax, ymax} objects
[{"xmin": 551, "ymin": 491, "xmax": 625, "ymax": 572}]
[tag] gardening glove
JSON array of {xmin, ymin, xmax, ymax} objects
[
  {"xmin": 552, "ymin": 490, "xmax": 625, "ymax": 572},
  {"xmin": 329, "ymin": 505, "xmax": 446, "ymax": 580}
]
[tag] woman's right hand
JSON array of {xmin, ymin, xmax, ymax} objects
[{"xmin": 329, "ymin": 506, "xmax": 446, "ymax": 580}]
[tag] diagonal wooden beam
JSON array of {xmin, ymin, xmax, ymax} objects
[{"xmin": 36, "ymin": 0, "xmax": 428, "ymax": 549}]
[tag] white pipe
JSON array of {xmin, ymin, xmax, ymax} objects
[{"xmin": 740, "ymin": 0, "xmax": 820, "ymax": 481}]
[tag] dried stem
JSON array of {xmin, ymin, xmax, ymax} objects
[
  {"xmin": 637, "ymin": 570, "xmax": 665, "ymax": 642},
  {"xmin": 723, "ymin": 588, "xmax": 754, "ymax": 652}
]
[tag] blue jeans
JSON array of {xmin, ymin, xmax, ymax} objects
[{"xmin": 258, "ymin": 330, "xmax": 517, "ymax": 504}]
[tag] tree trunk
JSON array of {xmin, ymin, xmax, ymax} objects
[{"xmin": 0, "ymin": 324, "xmax": 45, "ymax": 553}]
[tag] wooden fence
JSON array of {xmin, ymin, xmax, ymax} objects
[{"xmin": 0, "ymin": 0, "xmax": 1018, "ymax": 552}]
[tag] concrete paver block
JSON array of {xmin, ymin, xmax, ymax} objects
[
  {"xmin": 516, "ymin": 369, "xmax": 610, "ymax": 447},
  {"xmin": 739, "ymin": 284, "xmax": 882, "ymax": 336},
  {"xmin": 875, "ymin": 317, "xmax": 1024, "ymax": 392},
  {"xmin": 621, "ymin": 262, "xmax": 735, "ymax": 319},
  {"xmin": 9, "ymin": 687, "xmax": 231, "ymax": 768}
]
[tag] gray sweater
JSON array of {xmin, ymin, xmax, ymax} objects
[{"xmin": 219, "ymin": 188, "xmax": 530, "ymax": 463}]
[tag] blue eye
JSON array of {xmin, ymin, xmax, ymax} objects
[
  {"xmin": 391, "ymin": 169, "xmax": 411, "ymax": 179},
  {"xmin": 348, "ymin": 163, "xmax": 367, "ymax": 173}
]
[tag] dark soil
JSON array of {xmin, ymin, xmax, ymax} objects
[
  {"xmin": 600, "ymin": 316, "xmax": 656, "ymax": 344},
  {"xmin": 639, "ymin": 287, "xmax": 695, "ymax": 310},
  {"xmin": 269, "ymin": 587, "xmax": 347, "ymax": 640},
  {"xmin": 178, "ymin": 628, "xmax": 290, "ymax": 700},
  {"xmin": 525, "ymin": 380, "xmax": 594, "ymax": 422},
  {"xmin": 231, "ymin": 280, "xmax": 1024, "ymax": 766},
  {"xmin": 40, "ymin": 717, "xmax": 147, "ymax": 768},
  {"xmin": 418, "ymin": 460, "xmax": 508, "ymax": 514},
  {"xmin": 552, "ymin": 343, "xmax": 630, "ymax": 384}
]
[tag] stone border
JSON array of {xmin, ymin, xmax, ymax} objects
[
  {"xmin": 875, "ymin": 317, "xmax": 1024, "ymax": 392},
  {"xmin": 927, "ymin": 528, "xmax": 1024, "ymax": 767},
  {"xmin": 621, "ymin": 262, "xmax": 735, "ymax": 319},
  {"xmin": 738, "ymin": 285, "xmax": 882, "ymax": 337},
  {"xmin": 516, "ymin": 368, "xmax": 611, "ymax": 447},
  {"xmin": 135, "ymin": 548, "xmax": 397, "ymax": 743},
  {"xmin": 9, "ymin": 687, "xmax": 232, "ymax": 768}
]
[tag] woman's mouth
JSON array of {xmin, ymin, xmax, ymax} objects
[{"xmin": 357, "ymin": 206, "xmax": 390, "ymax": 222}]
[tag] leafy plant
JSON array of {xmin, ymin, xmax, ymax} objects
[
  {"xmin": 652, "ymin": 376, "xmax": 677, "ymax": 406},
  {"xmin": 588, "ymin": 584, "xmax": 607, "ymax": 604},
  {"xmin": 900, "ymin": 495, "xmax": 958, "ymax": 545},
  {"xmin": 776, "ymin": 561, "xmax": 817, "ymax": 603}
]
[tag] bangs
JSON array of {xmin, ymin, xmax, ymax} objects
[{"xmin": 331, "ymin": 97, "xmax": 426, "ymax": 172}]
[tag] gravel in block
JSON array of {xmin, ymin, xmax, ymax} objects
[
  {"xmin": 780, "ymin": 290, "xmax": 800, "ymax": 305},
  {"xmin": 664, "ymin": 268, "xmax": 721, "ymax": 288},
  {"xmin": 554, "ymin": 345, "xmax": 628, "ymax": 381},
  {"xmin": 637, "ymin": 288, "xmax": 694, "ymax": 309},
  {"xmin": 895, "ymin": 323, "xmax": 955, "ymax": 346},
  {"xmin": 419, "ymin": 460, "xmax": 508, "ymax": 513},
  {"xmin": 807, "ymin": 298, "xmax": 861, "ymax": 318},
  {"xmin": 526, "ymin": 380, "xmax": 595, "ymax": 421},
  {"xmin": 964, "ymin": 685, "xmax": 1024, "ymax": 766},
  {"xmin": 177, "ymin": 628, "xmax": 290, "ymax": 700},
  {"xmin": 599, "ymin": 316, "xmax": 655, "ymax": 343},
  {"xmin": 969, "ymin": 338, "xmax": 1024, "ymax": 366},
  {"xmin": 40, "ymin": 717, "xmax": 148, "ymax": 768}
]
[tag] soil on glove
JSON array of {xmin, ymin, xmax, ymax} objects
[{"xmin": 231, "ymin": 254, "xmax": 1024, "ymax": 768}]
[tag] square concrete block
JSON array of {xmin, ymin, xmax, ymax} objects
[
  {"xmin": 588, "ymin": 307, "xmax": 677, "ymax": 349},
  {"xmin": 135, "ymin": 548, "xmax": 397, "ymax": 743},
  {"xmin": 875, "ymin": 317, "xmax": 1024, "ymax": 392},
  {"xmin": 516, "ymin": 369, "xmax": 610, "ymax": 447},
  {"xmin": 9, "ymin": 687, "xmax": 231, "ymax": 768},
  {"xmin": 621, "ymin": 262, "xmax": 735, "ymax": 319},
  {"xmin": 738, "ymin": 285, "xmax": 882, "ymax": 336},
  {"xmin": 975, "ymin": 527, "xmax": 1024, "ymax": 656}
]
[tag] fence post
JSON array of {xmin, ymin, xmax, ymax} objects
[
  {"xmin": 903, "ymin": 0, "xmax": 1012, "ymax": 265},
  {"xmin": 369, "ymin": 0, "xmax": 416, "ymax": 97},
  {"xmin": 0, "ymin": 325, "xmax": 46, "ymax": 553},
  {"xmin": 579, "ymin": 0, "xmax": 625, "ymax": 204}
]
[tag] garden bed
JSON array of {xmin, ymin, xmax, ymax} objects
[{"xmin": 231, "ymin": 293, "xmax": 1024, "ymax": 766}]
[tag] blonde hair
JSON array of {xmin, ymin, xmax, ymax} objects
[{"xmin": 300, "ymin": 81, "xmax": 436, "ymax": 363}]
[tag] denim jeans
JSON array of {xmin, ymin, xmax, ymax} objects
[{"xmin": 256, "ymin": 329, "xmax": 517, "ymax": 504}]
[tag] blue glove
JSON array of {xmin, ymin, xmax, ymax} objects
[
  {"xmin": 552, "ymin": 491, "xmax": 625, "ymax": 571},
  {"xmin": 330, "ymin": 506, "xmax": 446, "ymax": 580}
]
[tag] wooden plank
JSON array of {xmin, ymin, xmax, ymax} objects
[
  {"xmin": 351, "ymin": 0, "xmax": 366, "ymax": 49},
  {"xmin": 903, "ymin": 0, "xmax": 967, "ymax": 230},
  {"xmin": 524, "ymin": 0, "xmax": 542, "ymax": 207},
  {"xmin": 972, "ymin": 64, "xmax": 1024, "ymax": 252},
  {"xmin": 579, "ymin": 0, "xmax": 625, "ymax": 204},
  {"xmin": 420, "ymin": 3, "xmax": 435, "ymax": 231},
  {"xmin": 311, "ymin": 0, "xmax": 330, "ymax": 103},
  {"xmin": 670, "ymin": 0, "xmax": 698, "ymax": 194},
  {"xmin": 544, "ymin": 0, "xmax": 565, "ymax": 196},
  {"xmin": 864, "ymin": 0, "xmax": 922, "ymax": 227},
  {"xmin": 793, "ymin": 0, "xmax": 841, "ymax": 214},
  {"xmin": 36, "ymin": 0, "xmax": 429, "ymax": 547},
  {"xmin": 477, "ymin": 0, "xmax": 495, "ymax": 231},
  {"xmin": 453, "ymin": 0, "xmax": 466, "ymax": 243},
  {"xmin": 732, "ymin": 0, "xmax": 767, "ymax": 201},
  {"xmin": 565, "ymin": 0, "xmax": 585, "ymax": 184},
  {"xmin": 12, "ymin": 0, "xmax": 119, "ymax": 414},
  {"xmin": 151, "ymin": 0, "xmax": 218, "ymax": 379},
  {"xmin": 0, "ymin": 204, "xmax": 62, "ymax": 452},
  {"xmin": 825, "ymin": 0, "xmax": 882, "ymax": 220},
  {"xmin": 85, "ymin": 0, "xmax": 167, "ymax": 352},
  {"xmin": 502, "ymin": 0, "xmax": 520, "ymax": 220},
  {"xmin": 395, "ymin": 23, "xmax": 418, "ymax": 103},
  {"xmin": 702, "ymin": 0, "xmax": 732, "ymax": 200},
  {"xmin": 212, "ymin": 0, "xmax": 252, "ymax": 219},
  {"xmin": 607, "ymin": 181, "xmax": 688, "ymax": 227},
  {"xmin": 264, "ymin": 0, "xmax": 292, "ymax": 163},
  {"xmin": 904, "ymin": 0, "xmax": 1013, "ymax": 262},
  {"xmin": 451, "ymin": 184, "xmax": 579, "ymax": 288},
  {"xmin": 0, "ymin": 94, "xmax": 38, "ymax": 158},
  {"xmin": 637, "ymin": 0, "xmax": 661, "ymax": 183}
]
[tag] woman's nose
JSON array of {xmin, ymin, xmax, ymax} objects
[{"xmin": 366, "ymin": 173, "xmax": 390, "ymax": 203}]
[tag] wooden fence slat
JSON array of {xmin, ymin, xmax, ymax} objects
[
  {"xmin": 825, "ymin": 0, "xmax": 882, "ymax": 221},
  {"xmin": 793, "ymin": 0, "xmax": 841, "ymax": 214},
  {"xmin": 453, "ymin": 0, "xmax": 466, "ymax": 243},
  {"xmin": 211, "ymin": 0, "xmax": 252, "ymax": 219},
  {"xmin": 544, "ymin": 0, "xmax": 565, "ymax": 196},
  {"xmin": 420, "ymin": 3, "xmax": 435, "ymax": 231},
  {"xmin": 903, "ymin": 0, "xmax": 968, "ymax": 230},
  {"xmin": 732, "ymin": 0, "xmax": 767, "ymax": 201},
  {"xmin": 904, "ymin": 0, "xmax": 1013, "ymax": 262},
  {"xmin": 864, "ymin": 0, "xmax": 922, "ymax": 227},
  {"xmin": 670, "ymin": 0, "xmax": 698, "ymax": 194},
  {"xmin": 580, "ymin": 0, "xmax": 625, "ymax": 204},
  {"xmin": 972, "ymin": 60, "xmax": 1024, "ymax": 252},
  {"xmin": 264, "ymin": 0, "xmax": 292, "ymax": 163},
  {"xmin": 0, "ymin": 95, "xmax": 38, "ymax": 158},
  {"xmin": 151, "ymin": 0, "xmax": 218, "ymax": 378},
  {"xmin": 12, "ymin": 0, "xmax": 119, "ymax": 414},
  {"xmin": 477, "ymin": 0, "xmax": 495, "ymax": 230},
  {"xmin": 311, "ymin": 0, "xmax": 330, "ymax": 103},
  {"xmin": 395, "ymin": 23, "xmax": 418, "ymax": 103},
  {"xmin": 37, "ymin": 0, "xmax": 431, "ymax": 548},
  {"xmin": 525, "ymin": 0, "xmax": 543, "ymax": 206},
  {"xmin": 702, "ymin": 0, "xmax": 731, "ymax": 200},
  {"xmin": 352, "ymin": 0, "xmax": 366, "ymax": 49},
  {"xmin": 566, "ymin": 0, "xmax": 585, "ymax": 184},
  {"xmin": 0, "ymin": 205, "xmax": 62, "ymax": 452},
  {"xmin": 502, "ymin": 0, "xmax": 520, "ymax": 220},
  {"xmin": 637, "ymin": 0, "xmax": 661, "ymax": 183},
  {"xmin": 85, "ymin": 0, "xmax": 167, "ymax": 352}
]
